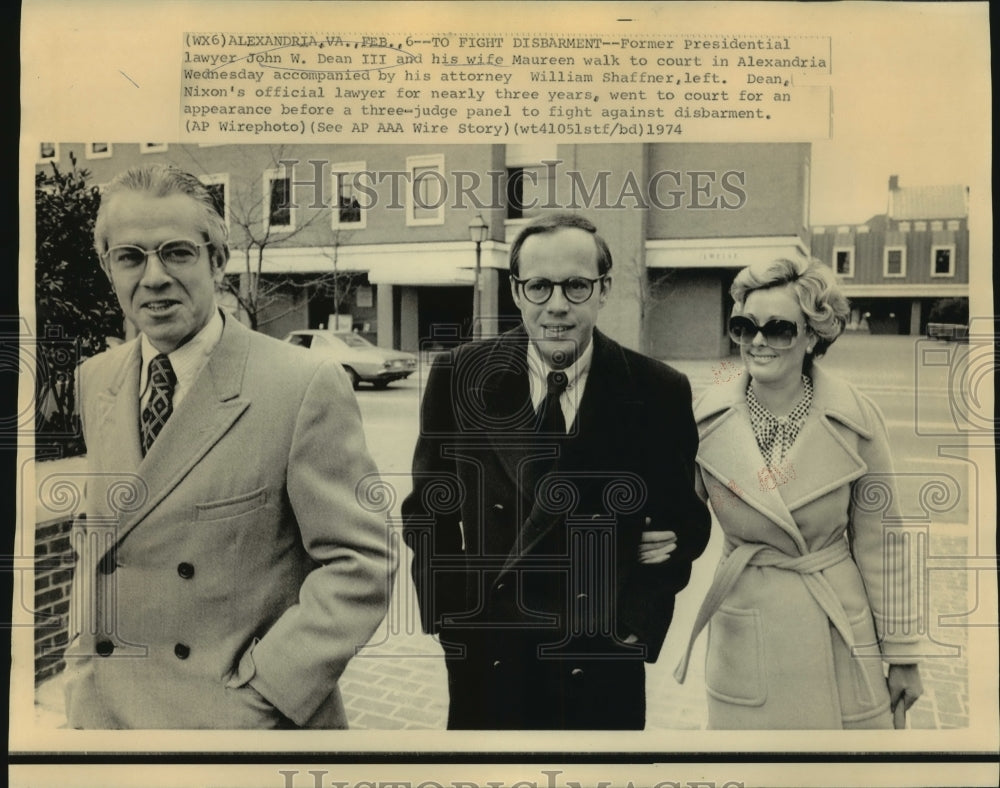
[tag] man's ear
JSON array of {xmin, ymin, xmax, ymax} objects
[
  {"xmin": 510, "ymin": 276, "xmax": 522, "ymax": 310},
  {"xmin": 598, "ymin": 274, "xmax": 612, "ymax": 305},
  {"xmin": 211, "ymin": 243, "xmax": 230, "ymax": 281},
  {"xmin": 99, "ymin": 255, "xmax": 114, "ymax": 285}
]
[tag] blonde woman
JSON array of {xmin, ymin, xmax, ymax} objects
[{"xmin": 671, "ymin": 258, "xmax": 923, "ymax": 729}]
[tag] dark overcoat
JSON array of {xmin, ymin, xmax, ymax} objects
[{"xmin": 402, "ymin": 327, "xmax": 710, "ymax": 729}]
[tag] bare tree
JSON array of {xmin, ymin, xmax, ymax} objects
[
  {"xmin": 178, "ymin": 144, "xmax": 341, "ymax": 331},
  {"xmin": 314, "ymin": 228, "xmax": 364, "ymax": 330},
  {"xmin": 616, "ymin": 251, "xmax": 675, "ymax": 356}
]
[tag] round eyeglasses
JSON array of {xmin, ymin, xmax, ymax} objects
[
  {"xmin": 728, "ymin": 315, "xmax": 800, "ymax": 349},
  {"xmin": 512, "ymin": 275, "xmax": 606, "ymax": 305},
  {"xmin": 103, "ymin": 239, "xmax": 209, "ymax": 271}
]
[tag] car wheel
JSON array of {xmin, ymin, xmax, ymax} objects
[
  {"xmin": 343, "ymin": 366, "xmax": 360, "ymax": 389},
  {"xmin": 372, "ymin": 380, "xmax": 391, "ymax": 390}
]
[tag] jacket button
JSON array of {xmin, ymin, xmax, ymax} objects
[
  {"xmin": 177, "ymin": 562, "xmax": 195, "ymax": 579},
  {"xmin": 174, "ymin": 643, "xmax": 190, "ymax": 660},
  {"xmin": 492, "ymin": 659, "xmax": 502, "ymax": 669},
  {"xmin": 96, "ymin": 640, "xmax": 114, "ymax": 657},
  {"xmin": 575, "ymin": 593, "xmax": 588, "ymax": 601},
  {"xmin": 492, "ymin": 503, "xmax": 504, "ymax": 511},
  {"xmin": 494, "ymin": 582, "xmax": 506, "ymax": 592},
  {"xmin": 97, "ymin": 552, "xmax": 117, "ymax": 575},
  {"xmin": 570, "ymin": 667, "xmax": 584, "ymax": 678}
]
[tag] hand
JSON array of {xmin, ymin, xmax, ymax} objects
[
  {"xmin": 888, "ymin": 663, "xmax": 923, "ymax": 729},
  {"xmin": 227, "ymin": 682, "xmax": 297, "ymax": 729},
  {"xmin": 639, "ymin": 520, "xmax": 677, "ymax": 565}
]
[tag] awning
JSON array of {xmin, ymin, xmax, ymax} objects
[{"xmin": 224, "ymin": 241, "xmax": 505, "ymax": 286}]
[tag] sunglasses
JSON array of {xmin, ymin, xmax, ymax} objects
[{"xmin": 728, "ymin": 315, "xmax": 800, "ymax": 349}]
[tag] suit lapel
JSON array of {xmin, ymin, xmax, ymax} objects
[
  {"xmin": 93, "ymin": 341, "xmax": 144, "ymax": 474},
  {"xmin": 111, "ymin": 317, "xmax": 252, "ymax": 548}
]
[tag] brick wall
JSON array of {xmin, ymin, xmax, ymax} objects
[{"xmin": 34, "ymin": 515, "xmax": 77, "ymax": 684}]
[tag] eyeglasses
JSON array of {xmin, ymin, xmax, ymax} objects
[
  {"xmin": 728, "ymin": 315, "xmax": 800, "ymax": 349},
  {"xmin": 512, "ymin": 275, "xmax": 606, "ymax": 305},
  {"xmin": 103, "ymin": 239, "xmax": 209, "ymax": 271}
]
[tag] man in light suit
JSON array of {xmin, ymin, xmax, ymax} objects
[
  {"xmin": 402, "ymin": 214, "xmax": 711, "ymax": 729},
  {"xmin": 63, "ymin": 165, "xmax": 395, "ymax": 728}
]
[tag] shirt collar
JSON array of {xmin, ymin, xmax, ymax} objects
[
  {"xmin": 746, "ymin": 374, "xmax": 814, "ymax": 465},
  {"xmin": 525, "ymin": 335, "xmax": 595, "ymax": 416},
  {"xmin": 526, "ymin": 336, "xmax": 594, "ymax": 392},
  {"xmin": 140, "ymin": 309, "xmax": 224, "ymax": 399}
]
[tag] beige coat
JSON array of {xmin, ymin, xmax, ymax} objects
[
  {"xmin": 676, "ymin": 365, "xmax": 921, "ymax": 729},
  {"xmin": 63, "ymin": 316, "xmax": 395, "ymax": 729}
]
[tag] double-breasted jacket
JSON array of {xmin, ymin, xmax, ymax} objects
[
  {"xmin": 402, "ymin": 327, "xmax": 711, "ymax": 729},
  {"xmin": 64, "ymin": 316, "xmax": 395, "ymax": 729}
]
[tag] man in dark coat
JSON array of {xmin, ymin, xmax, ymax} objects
[{"xmin": 402, "ymin": 214, "xmax": 710, "ymax": 729}]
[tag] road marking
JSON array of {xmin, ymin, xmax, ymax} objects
[
  {"xmin": 885, "ymin": 419, "xmax": 969, "ymax": 431},
  {"xmin": 862, "ymin": 388, "xmax": 954, "ymax": 397},
  {"xmin": 901, "ymin": 457, "xmax": 972, "ymax": 469}
]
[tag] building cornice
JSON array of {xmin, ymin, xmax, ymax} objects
[
  {"xmin": 223, "ymin": 240, "xmax": 510, "ymax": 285},
  {"xmin": 645, "ymin": 236, "xmax": 809, "ymax": 268},
  {"xmin": 840, "ymin": 283, "xmax": 969, "ymax": 298}
]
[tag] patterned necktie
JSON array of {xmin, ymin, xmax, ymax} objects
[
  {"xmin": 535, "ymin": 370, "xmax": 569, "ymax": 435},
  {"xmin": 141, "ymin": 354, "xmax": 176, "ymax": 455}
]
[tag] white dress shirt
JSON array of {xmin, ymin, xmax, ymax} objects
[
  {"xmin": 525, "ymin": 336, "xmax": 594, "ymax": 433},
  {"xmin": 139, "ymin": 309, "xmax": 225, "ymax": 411}
]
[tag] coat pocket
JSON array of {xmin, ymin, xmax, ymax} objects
[
  {"xmin": 222, "ymin": 638, "xmax": 294, "ymax": 728},
  {"xmin": 195, "ymin": 487, "xmax": 268, "ymax": 521},
  {"xmin": 705, "ymin": 605, "xmax": 767, "ymax": 706}
]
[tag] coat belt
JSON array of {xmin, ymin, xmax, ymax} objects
[{"xmin": 674, "ymin": 538, "xmax": 878, "ymax": 704}]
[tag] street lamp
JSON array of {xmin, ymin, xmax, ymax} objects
[{"xmin": 468, "ymin": 214, "xmax": 488, "ymax": 339}]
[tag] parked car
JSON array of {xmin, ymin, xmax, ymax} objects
[
  {"xmin": 283, "ymin": 330, "xmax": 418, "ymax": 389},
  {"xmin": 926, "ymin": 322, "xmax": 969, "ymax": 341}
]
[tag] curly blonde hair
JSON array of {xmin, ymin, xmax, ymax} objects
[{"xmin": 731, "ymin": 258, "xmax": 850, "ymax": 361}]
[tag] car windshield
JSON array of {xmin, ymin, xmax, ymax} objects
[{"xmin": 333, "ymin": 332, "xmax": 371, "ymax": 348}]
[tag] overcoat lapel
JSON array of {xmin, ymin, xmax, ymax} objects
[
  {"xmin": 778, "ymin": 365, "xmax": 870, "ymax": 511},
  {"xmin": 697, "ymin": 402, "xmax": 805, "ymax": 549},
  {"xmin": 480, "ymin": 328, "xmax": 541, "ymax": 491},
  {"xmin": 499, "ymin": 330, "xmax": 628, "ymax": 575},
  {"xmin": 102, "ymin": 317, "xmax": 252, "ymax": 549},
  {"xmin": 695, "ymin": 363, "xmax": 871, "ymax": 551}
]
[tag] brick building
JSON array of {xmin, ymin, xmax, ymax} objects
[
  {"xmin": 810, "ymin": 175, "xmax": 970, "ymax": 335},
  {"xmin": 36, "ymin": 141, "xmax": 811, "ymax": 359}
]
